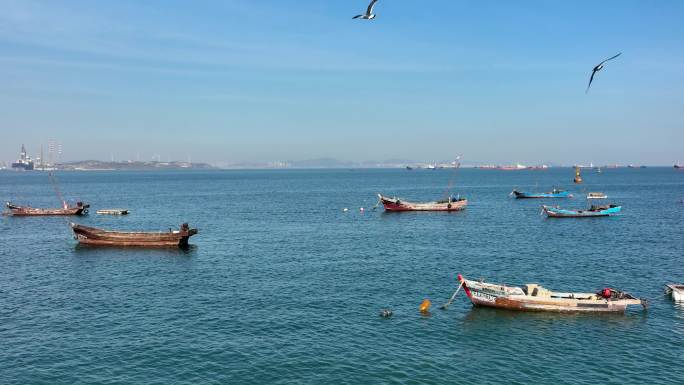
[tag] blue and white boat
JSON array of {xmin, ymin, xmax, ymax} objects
[
  {"xmin": 542, "ymin": 204, "xmax": 621, "ymax": 218},
  {"xmin": 511, "ymin": 189, "xmax": 572, "ymax": 199}
]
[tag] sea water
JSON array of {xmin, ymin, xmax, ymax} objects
[{"xmin": 1, "ymin": 168, "xmax": 682, "ymax": 384}]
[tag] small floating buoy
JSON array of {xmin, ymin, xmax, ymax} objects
[
  {"xmin": 379, "ymin": 308, "xmax": 393, "ymax": 318},
  {"xmin": 359, "ymin": 207, "xmax": 365, "ymax": 212},
  {"xmin": 419, "ymin": 299, "xmax": 432, "ymax": 313},
  {"xmin": 343, "ymin": 208, "xmax": 349, "ymax": 212}
]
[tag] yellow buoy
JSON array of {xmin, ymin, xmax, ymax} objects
[
  {"xmin": 419, "ymin": 299, "xmax": 432, "ymax": 313},
  {"xmin": 574, "ymin": 167, "xmax": 583, "ymax": 184}
]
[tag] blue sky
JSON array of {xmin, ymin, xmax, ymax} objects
[{"xmin": 1, "ymin": 0, "xmax": 682, "ymax": 165}]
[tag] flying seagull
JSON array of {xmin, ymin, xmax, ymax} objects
[
  {"xmin": 353, "ymin": 0, "xmax": 378, "ymax": 20},
  {"xmin": 586, "ymin": 53, "xmax": 621, "ymax": 93}
]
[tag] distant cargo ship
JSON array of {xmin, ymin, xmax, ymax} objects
[{"xmin": 11, "ymin": 144, "xmax": 34, "ymax": 171}]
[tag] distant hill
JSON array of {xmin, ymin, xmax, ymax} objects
[{"xmin": 56, "ymin": 160, "xmax": 215, "ymax": 171}]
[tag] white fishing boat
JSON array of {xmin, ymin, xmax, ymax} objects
[
  {"xmin": 587, "ymin": 192, "xmax": 608, "ymax": 199},
  {"xmin": 665, "ymin": 284, "xmax": 684, "ymax": 302},
  {"xmin": 455, "ymin": 274, "xmax": 647, "ymax": 313},
  {"xmin": 96, "ymin": 209, "xmax": 129, "ymax": 215}
]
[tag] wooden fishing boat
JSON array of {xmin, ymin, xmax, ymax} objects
[
  {"xmin": 665, "ymin": 284, "xmax": 684, "ymax": 302},
  {"xmin": 542, "ymin": 204, "xmax": 621, "ymax": 218},
  {"xmin": 587, "ymin": 192, "xmax": 607, "ymax": 199},
  {"xmin": 457, "ymin": 274, "xmax": 647, "ymax": 313},
  {"xmin": 96, "ymin": 209, "xmax": 129, "ymax": 215},
  {"xmin": 5, "ymin": 201, "xmax": 89, "ymax": 216},
  {"xmin": 511, "ymin": 189, "xmax": 572, "ymax": 199},
  {"xmin": 378, "ymin": 194, "xmax": 467, "ymax": 212},
  {"xmin": 71, "ymin": 223, "xmax": 198, "ymax": 248}
]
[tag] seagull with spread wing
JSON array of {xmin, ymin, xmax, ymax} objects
[
  {"xmin": 353, "ymin": 0, "xmax": 378, "ymax": 20},
  {"xmin": 586, "ymin": 53, "xmax": 622, "ymax": 93}
]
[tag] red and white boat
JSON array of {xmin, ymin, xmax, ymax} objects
[
  {"xmin": 377, "ymin": 194, "xmax": 467, "ymax": 212},
  {"xmin": 456, "ymin": 274, "xmax": 646, "ymax": 313}
]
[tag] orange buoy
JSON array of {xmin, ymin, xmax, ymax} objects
[
  {"xmin": 419, "ymin": 299, "xmax": 432, "ymax": 313},
  {"xmin": 574, "ymin": 167, "xmax": 583, "ymax": 184}
]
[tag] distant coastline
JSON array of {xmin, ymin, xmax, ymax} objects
[
  {"xmin": 8, "ymin": 160, "xmax": 217, "ymax": 171},
  {"xmin": 0, "ymin": 158, "xmax": 674, "ymax": 171}
]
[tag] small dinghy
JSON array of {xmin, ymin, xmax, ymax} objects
[
  {"xmin": 5, "ymin": 201, "xmax": 89, "ymax": 216},
  {"xmin": 587, "ymin": 192, "xmax": 608, "ymax": 199},
  {"xmin": 456, "ymin": 274, "xmax": 647, "ymax": 313},
  {"xmin": 378, "ymin": 194, "xmax": 467, "ymax": 212},
  {"xmin": 542, "ymin": 204, "xmax": 621, "ymax": 218},
  {"xmin": 665, "ymin": 284, "xmax": 684, "ymax": 302},
  {"xmin": 96, "ymin": 209, "xmax": 129, "ymax": 215},
  {"xmin": 511, "ymin": 189, "xmax": 572, "ymax": 199},
  {"xmin": 71, "ymin": 223, "xmax": 198, "ymax": 248}
]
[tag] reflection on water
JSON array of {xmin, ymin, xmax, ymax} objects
[
  {"xmin": 461, "ymin": 305, "xmax": 647, "ymax": 330},
  {"xmin": 73, "ymin": 243, "xmax": 197, "ymax": 257}
]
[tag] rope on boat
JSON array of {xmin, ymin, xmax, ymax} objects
[
  {"xmin": 370, "ymin": 197, "xmax": 381, "ymax": 211},
  {"xmin": 440, "ymin": 281, "xmax": 464, "ymax": 310},
  {"xmin": 48, "ymin": 172, "xmax": 78, "ymax": 235},
  {"xmin": 48, "ymin": 172, "xmax": 67, "ymax": 208},
  {"xmin": 442, "ymin": 155, "xmax": 462, "ymax": 201}
]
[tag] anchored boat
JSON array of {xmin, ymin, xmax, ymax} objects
[
  {"xmin": 378, "ymin": 194, "xmax": 467, "ymax": 212},
  {"xmin": 96, "ymin": 209, "xmax": 129, "ymax": 215},
  {"xmin": 456, "ymin": 274, "xmax": 647, "ymax": 313},
  {"xmin": 665, "ymin": 284, "xmax": 684, "ymax": 302},
  {"xmin": 71, "ymin": 223, "xmax": 198, "ymax": 248},
  {"xmin": 511, "ymin": 189, "xmax": 572, "ymax": 199},
  {"xmin": 587, "ymin": 192, "xmax": 608, "ymax": 199},
  {"xmin": 542, "ymin": 204, "xmax": 621, "ymax": 218},
  {"xmin": 5, "ymin": 201, "xmax": 89, "ymax": 216}
]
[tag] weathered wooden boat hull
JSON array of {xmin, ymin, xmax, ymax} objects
[
  {"xmin": 457, "ymin": 275, "xmax": 644, "ymax": 313},
  {"xmin": 5, "ymin": 202, "xmax": 89, "ymax": 216},
  {"xmin": 71, "ymin": 223, "xmax": 197, "ymax": 248},
  {"xmin": 378, "ymin": 194, "xmax": 467, "ymax": 212},
  {"xmin": 543, "ymin": 205, "xmax": 621, "ymax": 218},
  {"xmin": 512, "ymin": 190, "xmax": 571, "ymax": 199}
]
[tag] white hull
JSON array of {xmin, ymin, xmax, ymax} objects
[
  {"xmin": 667, "ymin": 285, "xmax": 684, "ymax": 301},
  {"xmin": 457, "ymin": 275, "xmax": 645, "ymax": 313}
]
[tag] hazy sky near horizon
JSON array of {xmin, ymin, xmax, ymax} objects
[{"xmin": 1, "ymin": 0, "xmax": 682, "ymax": 165}]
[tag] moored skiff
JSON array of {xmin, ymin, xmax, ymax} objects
[
  {"xmin": 542, "ymin": 204, "xmax": 621, "ymax": 218},
  {"xmin": 511, "ymin": 189, "xmax": 571, "ymax": 199},
  {"xmin": 457, "ymin": 274, "xmax": 646, "ymax": 313},
  {"xmin": 378, "ymin": 194, "xmax": 467, "ymax": 212},
  {"xmin": 71, "ymin": 223, "xmax": 198, "ymax": 248},
  {"xmin": 96, "ymin": 209, "xmax": 129, "ymax": 215},
  {"xmin": 587, "ymin": 192, "xmax": 608, "ymax": 199},
  {"xmin": 5, "ymin": 201, "xmax": 89, "ymax": 216}
]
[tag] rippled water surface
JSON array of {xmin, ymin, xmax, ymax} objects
[{"xmin": 1, "ymin": 168, "xmax": 682, "ymax": 384}]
